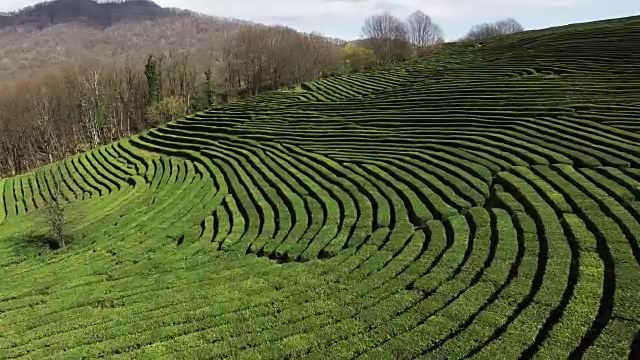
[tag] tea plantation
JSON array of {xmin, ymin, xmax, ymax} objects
[{"xmin": 1, "ymin": 15, "xmax": 640, "ymax": 359}]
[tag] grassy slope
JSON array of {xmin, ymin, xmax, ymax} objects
[{"xmin": 1, "ymin": 15, "xmax": 640, "ymax": 359}]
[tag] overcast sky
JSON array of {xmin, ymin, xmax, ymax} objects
[{"xmin": 1, "ymin": 0, "xmax": 639, "ymax": 40}]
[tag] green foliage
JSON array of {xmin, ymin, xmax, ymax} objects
[
  {"xmin": 144, "ymin": 55, "xmax": 161, "ymax": 106},
  {"xmin": 146, "ymin": 96, "xmax": 186, "ymax": 125},
  {"xmin": 342, "ymin": 43, "xmax": 377, "ymax": 73},
  {"xmin": 204, "ymin": 67, "xmax": 216, "ymax": 108}
]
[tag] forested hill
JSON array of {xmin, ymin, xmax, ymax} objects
[
  {"xmin": 0, "ymin": 0, "xmax": 196, "ymax": 29},
  {"xmin": 0, "ymin": 0, "xmax": 245, "ymax": 84}
]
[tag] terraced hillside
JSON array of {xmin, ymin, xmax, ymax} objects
[{"xmin": 2, "ymin": 15, "xmax": 640, "ymax": 359}]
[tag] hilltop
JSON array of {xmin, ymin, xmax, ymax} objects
[
  {"xmin": 0, "ymin": 0, "xmax": 195, "ymax": 29},
  {"xmin": 1, "ymin": 14, "xmax": 640, "ymax": 359},
  {"xmin": 0, "ymin": 0, "xmax": 245, "ymax": 83}
]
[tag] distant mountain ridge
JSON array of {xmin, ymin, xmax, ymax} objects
[
  {"xmin": 0, "ymin": 0, "xmax": 243, "ymax": 84},
  {"xmin": 0, "ymin": 0, "xmax": 197, "ymax": 29}
]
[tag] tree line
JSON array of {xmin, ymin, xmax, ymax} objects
[
  {"xmin": 341, "ymin": 11, "xmax": 524, "ymax": 72},
  {"xmin": 0, "ymin": 12, "xmax": 524, "ymax": 178},
  {"xmin": 463, "ymin": 18, "xmax": 524, "ymax": 40},
  {"xmin": 0, "ymin": 23, "xmax": 345, "ymax": 177}
]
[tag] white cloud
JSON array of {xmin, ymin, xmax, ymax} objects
[
  {"xmin": 0, "ymin": 1, "xmax": 39, "ymax": 12},
  {"xmin": 0, "ymin": 0, "xmax": 585, "ymax": 40},
  {"xmin": 152, "ymin": 0, "xmax": 580, "ymax": 20},
  {"xmin": 418, "ymin": 0, "xmax": 580, "ymax": 18},
  {"xmin": 0, "ymin": 0, "xmax": 582, "ymax": 21},
  {"xmin": 160, "ymin": 0, "xmax": 370, "ymax": 18},
  {"xmin": 155, "ymin": 0, "xmax": 583, "ymax": 39}
]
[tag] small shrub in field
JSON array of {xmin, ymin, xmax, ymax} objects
[{"xmin": 43, "ymin": 171, "xmax": 68, "ymax": 249}]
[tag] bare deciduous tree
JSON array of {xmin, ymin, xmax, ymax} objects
[
  {"xmin": 464, "ymin": 18, "xmax": 524, "ymax": 40},
  {"xmin": 78, "ymin": 69, "xmax": 105, "ymax": 147},
  {"xmin": 361, "ymin": 12, "xmax": 411, "ymax": 63},
  {"xmin": 32, "ymin": 87, "xmax": 60, "ymax": 164},
  {"xmin": 362, "ymin": 11, "xmax": 408, "ymax": 40},
  {"xmin": 218, "ymin": 24, "xmax": 341, "ymax": 98},
  {"xmin": 406, "ymin": 11, "xmax": 444, "ymax": 47},
  {"xmin": 495, "ymin": 18, "xmax": 525, "ymax": 35}
]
